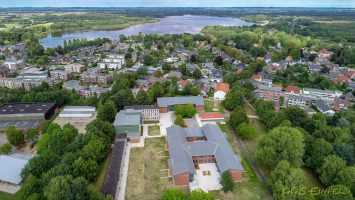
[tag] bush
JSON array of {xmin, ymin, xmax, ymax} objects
[
  {"xmin": 236, "ymin": 122, "xmax": 257, "ymax": 138},
  {"xmin": 174, "ymin": 104, "xmax": 197, "ymax": 118},
  {"xmin": 0, "ymin": 143, "xmax": 12, "ymax": 155},
  {"xmin": 174, "ymin": 115, "xmax": 186, "ymax": 127},
  {"xmin": 221, "ymin": 171, "xmax": 235, "ymax": 192}
]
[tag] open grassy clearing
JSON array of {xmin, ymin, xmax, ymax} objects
[
  {"xmin": 125, "ymin": 138, "xmax": 175, "ymax": 200},
  {"xmin": 204, "ymin": 98, "xmax": 225, "ymax": 113},
  {"xmin": 215, "ymin": 123, "xmax": 272, "ymax": 200},
  {"xmin": 148, "ymin": 126, "xmax": 161, "ymax": 136},
  {"xmin": 0, "ymin": 191, "xmax": 17, "ymax": 200}
]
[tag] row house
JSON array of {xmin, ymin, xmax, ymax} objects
[
  {"xmin": 64, "ymin": 64, "xmax": 86, "ymax": 73},
  {"xmin": 287, "ymin": 95, "xmax": 310, "ymax": 109},
  {"xmin": 4, "ymin": 59, "xmax": 24, "ymax": 71},
  {"xmin": 254, "ymin": 85, "xmax": 283, "ymax": 102},
  {"xmin": 0, "ymin": 78, "xmax": 54, "ymax": 90},
  {"xmin": 50, "ymin": 70, "xmax": 72, "ymax": 81},
  {"xmin": 80, "ymin": 68, "xmax": 113, "ymax": 84},
  {"xmin": 301, "ymin": 88, "xmax": 342, "ymax": 103}
]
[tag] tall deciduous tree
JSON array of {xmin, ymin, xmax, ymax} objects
[
  {"xmin": 161, "ymin": 188, "xmax": 186, "ymax": 200},
  {"xmin": 97, "ymin": 100, "xmax": 117, "ymax": 122},
  {"xmin": 266, "ymin": 160, "xmax": 306, "ymax": 200},
  {"xmin": 319, "ymin": 155, "xmax": 346, "ymax": 186},
  {"xmin": 255, "ymin": 127, "xmax": 305, "ymax": 168}
]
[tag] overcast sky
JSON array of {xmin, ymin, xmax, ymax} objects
[{"xmin": 1, "ymin": 0, "xmax": 354, "ymax": 8}]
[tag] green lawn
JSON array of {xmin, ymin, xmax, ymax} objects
[
  {"xmin": 216, "ymin": 123, "xmax": 272, "ymax": 200},
  {"xmin": 125, "ymin": 138, "xmax": 175, "ymax": 200},
  {"xmin": 0, "ymin": 191, "xmax": 18, "ymax": 200},
  {"xmin": 148, "ymin": 126, "xmax": 161, "ymax": 136},
  {"xmin": 204, "ymin": 99, "xmax": 225, "ymax": 113},
  {"xmin": 204, "ymin": 99, "xmax": 215, "ymax": 112}
]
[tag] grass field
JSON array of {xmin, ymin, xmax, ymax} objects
[
  {"xmin": 148, "ymin": 126, "xmax": 161, "ymax": 136},
  {"xmin": 204, "ymin": 98, "xmax": 225, "ymax": 113},
  {"xmin": 125, "ymin": 138, "xmax": 175, "ymax": 200},
  {"xmin": 215, "ymin": 123, "xmax": 272, "ymax": 200},
  {"xmin": 0, "ymin": 191, "xmax": 18, "ymax": 200}
]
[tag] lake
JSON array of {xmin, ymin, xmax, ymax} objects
[{"xmin": 40, "ymin": 15, "xmax": 254, "ymax": 47}]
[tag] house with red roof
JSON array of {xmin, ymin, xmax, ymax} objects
[
  {"xmin": 251, "ymin": 74, "xmax": 262, "ymax": 82},
  {"xmin": 214, "ymin": 83, "xmax": 230, "ymax": 101},
  {"xmin": 285, "ymin": 85, "xmax": 300, "ymax": 95},
  {"xmin": 286, "ymin": 56, "xmax": 293, "ymax": 62},
  {"xmin": 178, "ymin": 79, "xmax": 189, "ymax": 90},
  {"xmin": 346, "ymin": 71, "xmax": 355, "ymax": 79},
  {"xmin": 332, "ymin": 74, "xmax": 348, "ymax": 84},
  {"xmin": 319, "ymin": 49, "xmax": 333, "ymax": 58}
]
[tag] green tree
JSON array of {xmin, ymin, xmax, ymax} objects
[
  {"xmin": 135, "ymin": 89, "xmax": 148, "ymax": 104},
  {"xmin": 192, "ymin": 68, "xmax": 202, "ymax": 79},
  {"xmin": 189, "ymin": 189, "xmax": 214, "ymax": 200},
  {"xmin": 220, "ymin": 171, "xmax": 234, "ymax": 192},
  {"xmin": 319, "ymin": 155, "xmax": 346, "ymax": 186},
  {"xmin": 236, "ymin": 122, "xmax": 256, "ymax": 138},
  {"xmin": 26, "ymin": 128, "xmax": 37, "ymax": 142},
  {"xmin": 174, "ymin": 104, "xmax": 197, "ymax": 118},
  {"xmin": 174, "ymin": 115, "xmax": 186, "ymax": 127},
  {"xmin": 337, "ymin": 166, "xmax": 355, "ymax": 194},
  {"xmin": 304, "ymin": 138, "xmax": 333, "ymax": 171},
  {"xmin": 266, "ymin": 160, "xmax": 306, "ymax": 200},
  {"xmin": 319, "ymin": 185, "xmax": 353, "ymax": 200},
  {"xmin": 0, "ymin": 143, "xmax": 12, "ymax": 155},
  {"xmin": 97, "ymin": 100, "xmax": 117, "ymax": 122},
  {"xmin": 230, "ymin": 107, "xmax": 249, "ymax": 128},
  {"xmin": 6, "ymin": 126, "xmax": 25, "ymax": 147},
  {"xmin": 161, "ymin": 188, "xmax": 186, "ymax": 200},
  {"xmin": 255, "ymin": 127, "xmax": 305, "ymax": 168},
  {"xmin": 72, "ymin": 157, "xmax": 98, "ymax": 181}
]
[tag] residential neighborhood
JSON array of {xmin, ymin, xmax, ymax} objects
[{"xmin": 0, "ymin": 6, "xmax": 354, "ymax": 200}]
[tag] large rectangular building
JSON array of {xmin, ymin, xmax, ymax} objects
[
  {"xmin": 166, "ymin": 124, "xmax": 244, "ymax": 186},
  {"xmin": 0, "ymin": 103, "xmax": 57, "ymax": 121},
  {"xmin": 157, "ymin": 96, "xmax": 205, "ymax": 113},
  {"xmin": 113, "ymin": 110, "xmax": 141, "ymax": 143}
]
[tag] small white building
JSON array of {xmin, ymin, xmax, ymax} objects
[
  {"xmin": 0, "ymin": 153, "xmax": 31, "ymax": 187},
  {"xmin": 59, "ymin": 106, "xmax": 96, "ymax": 118},
  {"xmin": 213, "ymin": 83, "xmax": 230, "ymax": 101},
  {"xmin": 99, "ymin": 54, "xmax": 125, "ymax": 70}
]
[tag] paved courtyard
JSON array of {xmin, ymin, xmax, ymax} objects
[
  {"xmin": 159, "ymin": 112, "xmax": 173, "ymax": 136},
  {"xmin": 184, "ymin": 117, "xmax": 200, "ymax": 128},
  {"xmin": 194, "ymin": 163, "xmax": 222, "ymax": 192},
  {"xmin": 54, "ymin": 112, "xmax": 97, "ymax": 133}
]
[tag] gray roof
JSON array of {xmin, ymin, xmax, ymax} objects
[
  {"xmin": 166, "ymin": 124, "xmax": 244, "ymax": 177},
  {"xmin": 157, "ymin": 96, "xmax": 204, "ymax": 107},
  {"xmin": 0, "ymin": 120, "xmax": 42, "ymax": 131},
  {"xmin": 124, "ymin": 105, "xmax": 159, "ymax": 110},
  {"xmin": 288, "ymin": 95, "xmax": 310, "ymax": 101},
  {"xmin": 0, "ymin": 154, "xmax": 31, "ymax": 185},
  {"xmin": 113, "ymin": 110, "xmax": 141, "ymax": 126},
  {"xmin": 315, "ymin": 99, "xmax": 332, "ymax": 112}
]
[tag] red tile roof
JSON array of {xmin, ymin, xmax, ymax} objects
[
  {"xmin": 346, "ymin": 71, "xmax": 355, "ymax": 79},
  {"xmin": 251, "ymin": 74, "xmax": 262, "ymax": 81},
  {"xmin": 319, "ymin": 49, "xmax": 332, "ymax": 55},
  {"xmin": 179, "ymin": 79, "xmax": 188, "ymax": 87},
  {"xmin": 214, "ymin": 83, "xmax": 230, "ymax": 93},
  {"xmin": 285, "ymin": 85, "xmax": 300, "ymax": 94},
  {"xmin": 286, "ymin": 56, "xmax": 293, "ymax": 61},
  {"xmin": 273, "ymin": 84, "xmax": 283, "ymax": 89},
  {"xmin": 199, "ymin": 113, "xmax": 224, "ymax": 119},
  {"xmin": 332, "ymin": 75, "xmax": 348, "ymax": 83}
]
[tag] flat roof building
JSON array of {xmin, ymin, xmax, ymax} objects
[
  {"xmin": 113, "ymin": 110, "xmax": 142, "ymax": 143},
  {"xmin": 0, "ymin": 153, "xmax": 32, "ymax": 185},
  {"xmin": 0, "ymin": 103, "xmax": 57, "ymax": 121}
]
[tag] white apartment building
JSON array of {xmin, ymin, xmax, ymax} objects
[{"xmin": 301, "ymin": 88, "xmax": 342, "ymax": 103}]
